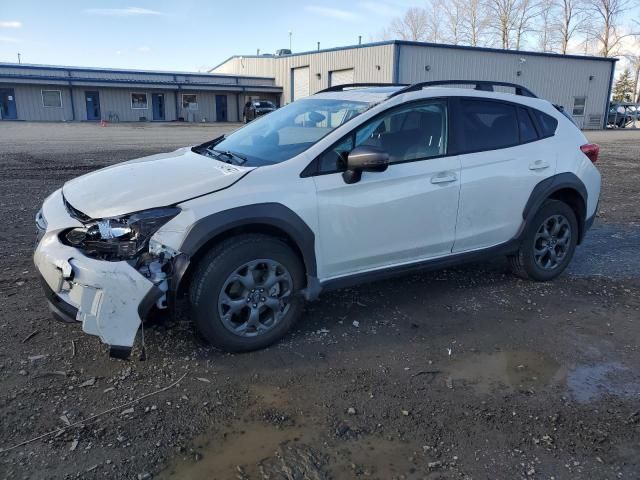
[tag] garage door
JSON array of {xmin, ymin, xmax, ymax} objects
[
  {"xmin": 329, "ymin": 68, "xmax": 354, "ymax": 87},
  {"xmin": 292, "ymin": 67, "xmax": 310, "ymax": 102}
]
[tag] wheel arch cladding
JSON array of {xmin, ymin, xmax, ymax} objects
[
  {"xmin": 523, "ymin": 173, "xmax": 588, "ymax": 244},
  {"xmin": 174, "ymin": 203, "xmax": 317, "ymax": 298}
]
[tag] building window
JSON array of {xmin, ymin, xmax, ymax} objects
[
  {"xmin": 182, "ymin": 94, "xmax": 198, "ymax": 110},
  {"xmin": 131, "ymin": 93, "xmax": 148, "ymax": 109},
  {"xmin": 572, "ymin": 97, "xmax": 586, "ymax": 116},
  {"xmin": 42, "ymin": 90, "xmax": 62, "ymax": 108}
]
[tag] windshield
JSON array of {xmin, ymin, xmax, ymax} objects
[
  {"xmin": 209, "ymin": 98, "xmax": 369, "ymax": 166},
  {"xmin": 255, "ymin": 101, "xmax": 275, "ymax": 108}
]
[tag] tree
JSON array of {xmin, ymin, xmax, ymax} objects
[
  {"xmin": 461, "ymin": 0, "xmax": 491, "ymax": 46},
  {"xmin": 625, "ymin": 50, "xmax": 640, "ymax": 102},
  {"xmin": 444, "ymin": 0, "xmax": 465, "ymax": 44},
  {"xmin": 514, "ymin": 0, "xmax": 542, "ymax": 49},
  {"xmin": 390, "ymin": 7, "xmax": 429, "ymax": 41},
  {"xmin": 425, "ymin": 0, "xmax": 447, "ymax": 42},
  {"xmin": 612, "ymin": 68, "xmax": 635, "ymax": 101},
  {"xmin": 537, "ymin": 0, "xmax": 559, "ymax": 51},
  {"xmin": 586, "ymin": 0, "xmax": 638, "ymax": 57},
  {"xmin": 556, "ymin": 0, "xmax": 586, "ymax": 54},
  {"xmin": 487, "ymin": 0, "xmax": 519, "ymax": 48}
]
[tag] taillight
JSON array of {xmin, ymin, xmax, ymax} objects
[{"xmin": 580, "ymin": 143, "xmax": 600, "ymax": 163}]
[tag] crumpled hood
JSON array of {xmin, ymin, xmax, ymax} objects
[{"xmin": 62, "ymin": 147, "xmax": 252, "ymax": 219}]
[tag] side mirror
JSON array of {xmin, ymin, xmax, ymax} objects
[{"xmin": 342, "ymin": 146, "xmax": 389, "ymax": 184}]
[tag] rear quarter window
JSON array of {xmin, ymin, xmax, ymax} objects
[{"xmin": 531, "ymin": 109, "xmax": 558, "ymax": 137}]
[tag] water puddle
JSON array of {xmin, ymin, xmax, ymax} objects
[
  {"xmin": 566, "ymin": 361, "xmax": 640, "ymax": 403},
  {"xmin": 448, "ymin": 351, "xmax": 566, "ymax": 394},
  {"xmin": 448, "ymin": 351, "xmax": 640, "ymax": 403},
  {"xmin": 158, "ymin": 422, "xmax": 312, "ymax": 480}
]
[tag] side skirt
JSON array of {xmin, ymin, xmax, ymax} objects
[{"xmin": 316, "ymin": 239, "xmax": 521, "ymax": 295}]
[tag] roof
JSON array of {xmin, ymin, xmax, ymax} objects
[
  {"xmin": 0, "ymin": 62, "xmax": 275, "ymax": 81},
  {"xmin": 210, "ymin": 39, "xmax": 617, "ymax": 72}
]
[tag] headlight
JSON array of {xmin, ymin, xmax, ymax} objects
[
  {"xmin": 62, "ymin": 207, "xmax": 180, "ymax": 260},
  {"xmin": 35, "ymin": 209, "xmax": 48, "ymax": 232}
]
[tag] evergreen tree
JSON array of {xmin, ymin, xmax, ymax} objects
[{"xmin": 612, "ymin": 69, "xmax": 634, "ymax": 102}]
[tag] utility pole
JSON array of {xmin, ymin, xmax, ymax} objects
[
  {"xmin": 289, "ymin": 31, "xmax": 292, "ymax": 51},
  {"xmin": 317, "ymin": 41, "xmax": 320, "ymax": 51},
  {"xmin": 17, "ymin": 52, "xmax": 21, "ymax": 64}
]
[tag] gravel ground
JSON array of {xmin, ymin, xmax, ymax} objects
[{"xmin": 0, "ymin": 122, "xmax": 639, "ymax": 480}]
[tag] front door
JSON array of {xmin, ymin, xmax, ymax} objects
[
  {"xmin": 85, "ymin": 91, "xmax": 101, "ymax": 121},
  {"xmin": 152, "ymin": 93, "xmax": 165, "ymax": 121},
  {"xmin": 0, "ymin": 88, "xmax": 18, "ymax": 120},
  {"xmin": 313, "ymin": 100, "xmax": 460, "ymax": 280},
  {"xmin": 215, "ymin": 95, "xmax": 227, "ymax": 122}
]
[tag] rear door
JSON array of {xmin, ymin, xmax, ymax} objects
[
  {"xmin": 85, "ymin": 91, "xmax": 101, "ymax": 121},
  {"xmin": 452, "ymin": 98, "xmax": 558, "ymax": 252},
  {"xmin": 313, "ymin": 99, "xmax": 461, "ymax": 280}
]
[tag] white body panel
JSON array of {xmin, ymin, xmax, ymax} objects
[
  {"xmin": 314, "ymin": 157, "xmax": 460, "ymax": 279},
  {"xmin": 63, "ymin": 147, "xmax": 252, "ymax": 218}
]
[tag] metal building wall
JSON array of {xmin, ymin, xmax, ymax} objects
[
  {"xmin": 9, "ymin": 84, "xmax": 75, "ymax": 121},
  {"xmin": 396, "ymin": 44, "xmax": 615, "ymax": 129},
  {"xmin": 211, "ymin": 56, "xmax": 276, "ymax": 77}
]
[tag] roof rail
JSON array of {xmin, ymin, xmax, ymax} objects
[
  {"xmin": 316, "ymin": 82, "xmax": 409, "ymax": 94},
  {"xmin": 389, "ymin": 80, "xmax": 538, "ymax": 98}
]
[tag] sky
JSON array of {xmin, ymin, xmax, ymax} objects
[
  {"xmin": 0, "ymin": 0, "xmax": 416, "ymax": 72},
  {"xmin": 0, "ymin": 0, "xmax": 638, "ymax": 73}
]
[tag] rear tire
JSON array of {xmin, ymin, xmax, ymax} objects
[
  {"xmin": 509, "ymin": 200, "xmax": 578, "ymax": 281},
  {"xmin": 189, "ymin": 234, "xmax": 304, "ymax": 352}
]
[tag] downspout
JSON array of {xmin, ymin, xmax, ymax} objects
[
  {"xmin": 67, "ymin": 70, "xmax": 76, "ymax": 121},
  {"xmin": 603, "ymin": 59, "xmax": 617, "ymax": 129},
  {"xmin": 174, "ymin": 75, "xmax": 180, "ymax": 121},
  {"xmin": 392, "ymin": 42, "xmax": 401, "ymax": 84},
  {"xmin": 236, "ymin": 77, "xmax": 241, "ymax": 122}
]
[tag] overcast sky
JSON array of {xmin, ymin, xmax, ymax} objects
[{"xmin": 0, "ymin": 0, "xmax": 637, "ymax": 73}]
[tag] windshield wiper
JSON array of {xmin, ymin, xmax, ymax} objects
[{"xmin": 212, "ymin": 149, "xmax": 247, "ymax": 165}]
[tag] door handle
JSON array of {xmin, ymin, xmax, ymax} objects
[
  {"xmin": 431, "ymin": 173, "xmax": 457, "ymax": 184},
  {"xmin": 529, "ymin": 160, "xmax": 550, "ymax": 171}
]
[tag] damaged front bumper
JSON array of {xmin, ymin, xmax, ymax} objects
[{"xmin": 33, "ymin": 190, "xmax": 170, "ymax": 358}]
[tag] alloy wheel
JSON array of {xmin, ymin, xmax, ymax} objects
[
  {"xmin": 533, "ymin": 214, "xmax": 572, "ymax": 270},
  {"xmin": 217, "ymin": 259, "xmax": 293, "ymax": 337}
]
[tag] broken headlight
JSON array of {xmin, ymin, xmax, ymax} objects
[{"xmin": 62, "ymin": 207, "xmax": 180, "ymax": 260}]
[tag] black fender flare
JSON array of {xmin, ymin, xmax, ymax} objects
[
  {"xmin": 169, "ymin": 203, "xmax": 319, "ymax": 305},
  {"xmin": 520, "ymin": 172, "xmax": 588, "ymax": 242}
]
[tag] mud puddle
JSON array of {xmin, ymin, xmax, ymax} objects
[{"xmin": 448, "ymin": 351, "xmax": 640, "ymax": 402}]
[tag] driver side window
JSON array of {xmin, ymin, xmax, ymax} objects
[{"xmin": 316, "ymin": 100, "xmax": 448, "ymax": 174}]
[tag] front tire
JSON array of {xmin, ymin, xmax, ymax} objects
[
  {"xmin": 189, "ymin": 234, "xmax": 304, "ymax": 352},
  {"xmin": 509, "ymin": 200, "xmax": 578, "ymax": 281}
]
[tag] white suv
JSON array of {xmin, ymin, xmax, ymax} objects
[{"xmin": 34, "ymin": 81, "xmax": 601, "ymax": 357}]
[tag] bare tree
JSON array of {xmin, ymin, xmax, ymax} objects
[
  {"xmin": 487, "ymin": 0, "xmax": 520, "ymax": 48},
  {"xmin": 555, "ymin": 0, "xmax": 586, "ymax": 53},
  {"xmin": 586, "ymin": 0, "xmax": 639, "ymax": 57},
  {"xmin": 461, "ymin": 0, "xmax": 491, "ymax": 46},
  {"xmin": 537, "ymin": 0, "xmax": 559, "ymax": 51},
  {"xmin": 515, "ymin": 0, "xmax": 542, "ymax": 49},
  {"xmin": 626, "ymin": 47, "xmax": 640, "ymax": 102},
  {"xmin": 390, "ymin": 7, "xmax": 429, "ymax": 41},
  {"xmin": 425, "ymin": 0, "xmax": 447, "ymax": 42},
  {"xmin": 444, "ymin": 0, "xmax": 466, "ymax": 44}
]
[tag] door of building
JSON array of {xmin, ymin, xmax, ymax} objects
[
  {"xmin": 152, "ymin": 93, "xmax": 165, "ymax": 121},
  {"xmin": 0, "ymin": 88, "xmax": 18, "ymax": 120},
  {"xmin": 85, "ymin": 91, "xmax": 101, "ymax": 120},
  {"xmin": 215, "ymin": 95, "xmax": 227, "ymax": 122}
]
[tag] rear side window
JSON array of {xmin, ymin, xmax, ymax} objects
[
  {"xmin": 518, "ymin": 107, "xmax": 538, "ymax": 143},
  {"xmin": 531, "ymin": 109, "xmax": 558, "ymax": 137},
  {"xmin": 460, "ymin": 100, "xmax": 519, "ymax": 152}
]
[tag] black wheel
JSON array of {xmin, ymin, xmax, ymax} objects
[
  {"xmin": 509, "ymin": 200, "xmax": 578, "ymax": 281},
  {"xmin": 189, "ymin": 234, "xmax": 304, "ymax": 352}
]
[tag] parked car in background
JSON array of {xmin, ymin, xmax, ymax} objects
[
  {"xmin": 607, "ymin": 103, "xmax": 635, "ymax": 128},
  {"xmin": 34, "ymin": 80, "xmax": 600, "ymax": 358},
  {"xmin": 243, "ymin": 100, "xmax": 277, "ymax": 123}
]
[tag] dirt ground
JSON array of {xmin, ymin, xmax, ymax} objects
[{"xmin": 0, "ymin": 122, "xmax": 639, "ymax": 480}]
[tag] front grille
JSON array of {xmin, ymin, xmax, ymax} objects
[{"xmin": 62, "ymin": 194, "xmax": 91, "ymax": 223}]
